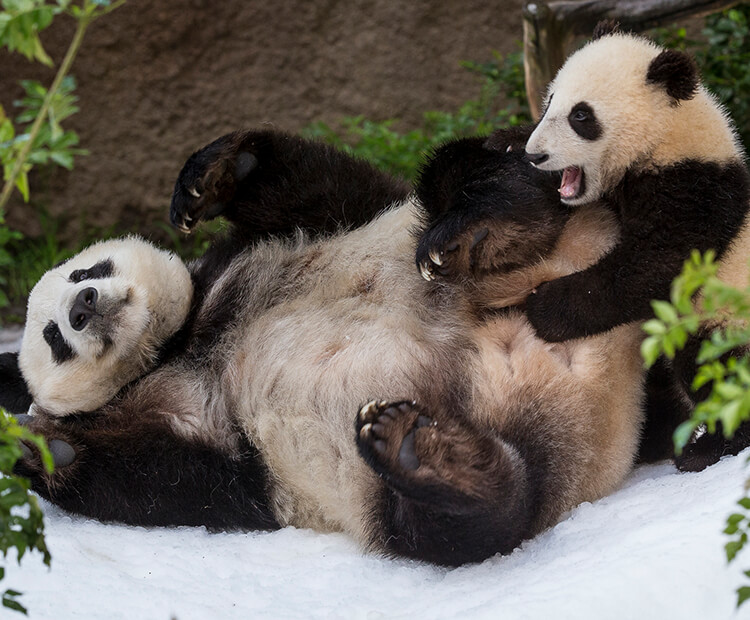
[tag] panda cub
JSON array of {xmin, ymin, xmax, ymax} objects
[
  {"xmin": 0, "ymin": 128, "xmax": 645, "ymax": 566},
  {"xmin": 491, "ymin": 24, "xmax": 749, "ymax": 469}
]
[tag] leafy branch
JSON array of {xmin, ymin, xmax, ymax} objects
[{"xmin": 641, "ymin": 249, "xmax": 750, "ymax": 606}]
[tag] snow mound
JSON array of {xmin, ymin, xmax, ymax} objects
[{"xmin": 5, "ymin": 450, "xmax": 750, "ymax": 619}]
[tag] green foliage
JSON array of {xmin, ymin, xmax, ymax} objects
[
  {"xmin": 0, "ymin": 0, "xmax": 63, "ymax": 66},
  {"xmin": 641, "ymin": 251, "xmax": 750, "ymax": 605},
  {"xmin": 0, "ymin": 0, "xmax": 126, "ymax": 612},
  {"xmin": 655, "ymin": 5, "xmax": 750, "ymax": 152},
  {"xmin": 303, "ymin": 47, "xmax": 531, "ymax": 182},
  {"xmin": 0, "ymin": 409, "xmax": 53, "ymax": 615}
]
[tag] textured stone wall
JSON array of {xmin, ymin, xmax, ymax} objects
[{"xmin": 0, "ymin": 0, "xmax": 525, "ymax": 241}]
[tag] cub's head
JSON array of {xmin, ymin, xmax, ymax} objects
[
  {"xmin": 525, "ymin": 25, "xmax": 740, "ymax": 205},
  {"xmin": 6, "ymin": 236, "xmax": 193, "ymax": 416}
]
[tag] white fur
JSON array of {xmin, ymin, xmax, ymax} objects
[
  {"xmin": 526, "ymin": 33, "xmax": 742, "ymax": 205},
  {"xmin": 20, "ymin": 236, "xmax": 193, "ymax": 416}
]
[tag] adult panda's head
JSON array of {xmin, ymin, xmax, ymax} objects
[
  {"xmin": 14, "ymin": 236, "xmax": 193, "ymax": 416},
  {"xmin": 525, "ymin": 22, "xmax": 742, "ymax": 205}
]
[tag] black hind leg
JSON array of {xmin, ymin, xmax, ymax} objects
[{"xmin": 355, "ymin": 400, "xmax": 532, "ymax": 566}]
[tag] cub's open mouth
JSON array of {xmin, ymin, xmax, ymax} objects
[{"xmin": 559, "ymin": 166, "xmax": 584, "ymax": 200}]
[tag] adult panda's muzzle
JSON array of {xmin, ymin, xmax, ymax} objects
[{"xmin": 69, "ymin": 287, "xmax": 98, "ymax": 331}]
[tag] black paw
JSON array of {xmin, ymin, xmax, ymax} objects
[
  {"xmin": 170, "ymin": 135, "xmax": 259, "ymax": 233},
  {"xmin": 356, "ymin": 400, "xmax": 434, "ymax": 477},
  {"xmin": 416, "ymin": 216, "xmax": 490, "ymax": 281},
  {"xmin": 13, "ymin": 414, "xmax": 79, "ymax": 490}
]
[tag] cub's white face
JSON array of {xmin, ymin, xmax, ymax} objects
[
  {"xmin": 525, "ymin": 33, "xmax": 741, "ymax": 206},
  {"xmin": 20, "ymin": 236, "xmax": 193, "ymax": 416}
]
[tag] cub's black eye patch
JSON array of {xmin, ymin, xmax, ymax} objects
[
  {"xmin": 69, "ymin": 259, "xmax": 114, "ymax": 283},
  {"xmin": 568, "ymin": 102, "xmax": 602, "ymax": 140},
  {"xmin": 43, "ymin": 321, "xmax": 75, "ymax": 364}
]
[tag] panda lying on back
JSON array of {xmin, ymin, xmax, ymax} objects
[
  {"xmin": 0, "ymin": 127, "xmax": 646, "ymax": 566},
  {"xmin": 423, "ymin": 23, "xmax": 750, "ymax": 470}
]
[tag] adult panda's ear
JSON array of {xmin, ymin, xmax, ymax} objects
[
  {"xmin": 646, "ymin": 49, "xmax": 699, "ymax": 101},
  {"xmin": 0, "ymin": 352, "xmax": 33, "ymax": 414}
]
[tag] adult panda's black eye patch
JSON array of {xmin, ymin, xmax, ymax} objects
[
  {"xmin": 43, "ymin": 321, "xmax": 75, "ymax": 363},
  {"xmin": 69, "ymin": 259, "xmax": 115, "ymax": 283},
  {"xmin": 568, "ymin": 102, "xmax": 602, "ymax": 140}
]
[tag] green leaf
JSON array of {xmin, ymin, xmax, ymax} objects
[
  {"xmin": 652, "ymin": 300, "xmax": 679, "ymax": 324},
  {"xmin": 738, "ymin": 586, "xmax": 750, "ymax": 607},
  {"xmin": 641, "ymin": 336, "xmax": 662, "ymax": 367},
  {"xmin": 727, "ymin": 539, "xmax": 745, "ymax": 562}
]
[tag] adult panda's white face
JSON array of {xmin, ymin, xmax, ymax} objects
[
  {"xmin": 20, "ymin": 236, "xmax": 193, "ymax": 416},
  {"xmin": 525, "ymin": 31, "xmax": 737, "ymax": 205}
]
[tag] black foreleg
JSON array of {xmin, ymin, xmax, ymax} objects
[
  {"xmin": 170, "ymin": 129, "xmax": 409, "ymax": 240},
  {"xmin": 15, "ymin": 412, "xmax": 279, "ymax": 531}
]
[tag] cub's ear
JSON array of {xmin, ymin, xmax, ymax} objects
[
  {"xmin": 647, "ymin": 49, "xmax": 699, "ymax": 101},
  {"xmin": 0, "ymin": 352, "xmax": 33, "ymax": 414},
  {"xmin": 592, "ymin": 20, "xmax": 620, "ymax": 40}
]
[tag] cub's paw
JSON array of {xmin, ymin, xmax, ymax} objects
[
  {"xmin": 170, "ymin": 135, "xmax": 259, "ymax": 233},
  {"xmin": 415, "ymin": 217, "xmax": 491, "ymax": 282}
]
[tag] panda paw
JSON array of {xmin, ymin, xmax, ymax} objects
[
  {"xmin": 415, "ymin": 217, "xmax": 491, "ymax": 282},
  {"xmin": 355, "ymin": 400, "xmax": 504, "ymax": 504},
  {"xmin": 356, "ymin": 400, "xmax": 435, "ymax": 475},
  {"xmin": 12, "ymin": 414, "xmax": 79, "ymax": 497},
  {"xmin": 170, "ymin": 136, "xmax": 259, "ymax": 233}
]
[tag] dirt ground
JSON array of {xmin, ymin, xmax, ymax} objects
[{"xmin": 0, "ymin": 0, "xmax": 525, "ymax": 242}]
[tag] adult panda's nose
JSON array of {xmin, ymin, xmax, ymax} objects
[
  {"xmin": 69, "ymin": 287, "xmax": 98, "ymax": 331},
  {"xmin": 525, "ymin": 151, "xmax": 549, "ymax": 165}
]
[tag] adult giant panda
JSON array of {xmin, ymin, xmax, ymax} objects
[
  {"xmin": 468, "ymin": 23, "xmax": 748, "ymax": 470},
  {"xmin": 0, "ymin": 128, "xmax": 645, "ymax": 566}
]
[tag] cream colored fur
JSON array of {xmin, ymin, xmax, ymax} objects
[
  {"xmin": 20, "ymin": 236, "xmax": 193, "ymax": 415},
  {"xmin": 526, "ymin": 34, "xmax": 742, "ymax": 206}
]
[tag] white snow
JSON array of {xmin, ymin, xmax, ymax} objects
[{"xmin": 4, "ymin": 452, "xmax": 750, "ymax": 620}]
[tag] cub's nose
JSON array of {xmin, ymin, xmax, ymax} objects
[
  {"xmin": 525, "ymin": 151, "xmax": 549, "ymax": 165},
  {"xmin": 69, "ymin": 287, "xmax": 98, "ymax": 331}
]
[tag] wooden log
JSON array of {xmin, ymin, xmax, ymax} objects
[{"xmin": 523, "ymin": 0, "xmax": 740, "ymax": 120}]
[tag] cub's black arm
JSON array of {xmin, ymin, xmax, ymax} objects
[{"xmin": 170, "ymin": 129, "xmax": 410, "ymax": 240}]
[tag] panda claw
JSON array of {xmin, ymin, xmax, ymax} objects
[
  {"xmin": 420, "ymin": 263, "xmax": 435, "ymax": 281},
  {"xmin": 188, "ymin": 187, "xmax": 201, "ymax": 198},
  {"xmin": 429, "ymin": 249, "xmax": 443, "ymax": 266},
  {"xmin": 359, "ymin": 400, "xmax": 379, "ymax": 422}
]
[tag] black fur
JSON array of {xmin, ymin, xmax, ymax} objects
[
  {"xmin": 0, "ymin": 352, "xmax": 33, "ymax": 414},
  {"xmin": 69, "ymin": 259, "xmax": 115, "ymax": 283},
  {"xmin": 15, "ymin": 412, "xmax": 279, "ymax": 530},
  {"xmin": 647, "ymin": 50, "xmax": 699, "ymax": 101},
  {"xmin": 170, "ymin": 129, "xmax": 410, "ymax": 241},
  {"xmin": 42, "ymin": 321, "xmax": 76, "ymax": 364},
  {"xmin": 592, "ymin": 20, "xmax": 620, "ymax": 40},
  {"xmin": 526, "ymin": 160, "xmax": 750, "ymax": 341},
  {"xmin": 358, "ymin": 400, "xmax": 537, "ymax": 566},
  {"xmin": 415, "ymin": 128, "xmax": 567, "ymax": 279},
  {"xmin": 568, "ymin": 102, "xmax": 602, "ymax": 141}
]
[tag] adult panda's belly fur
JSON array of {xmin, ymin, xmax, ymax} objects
[{"xmin": 141, "ymin": 200, "xmax": 644, "ymax": 548}]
